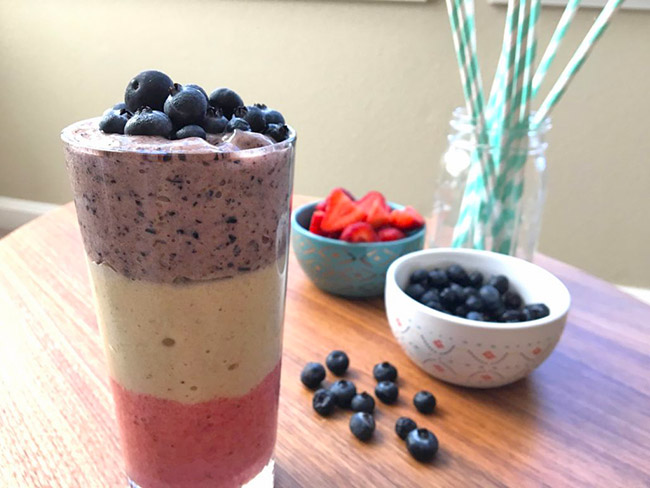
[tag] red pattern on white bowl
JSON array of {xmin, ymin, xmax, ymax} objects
[{"xmin": 389, "ymin": 313, "xmax": 563, "ymax": 388}]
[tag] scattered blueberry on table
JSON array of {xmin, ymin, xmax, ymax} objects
[
  {"xmin": 329, "ymin": 380, "xmax": 357, "ymax": 408},
  {"xmin": 301, "ymin": 352, "xmax": 440, "ymax": 462},
  {"xmin": 395, "ymin": 417, "xmax": 418, "ymax": 440},
  {"xmin": 326, "ymin": 350, "xmax": 350, "ymax": 376},
  {"xmin": 373, "ymin": 361, "xmax": 398, "ymax": 382},
  {"xmin": 413, "ymin": 391, "xmax": 437, "ymax": 414},
  {"xmin": 349, "ymin": 412, "xmax": 376, "ymax": 441},
  {"xmin": 375, "ymin": 381, "xmax": 399, "ymax": 404},
  {"xmin": 350, "ymin": 392, "xmax": 375, "ymax": 414},
  {"xmin": 404, "ymin": 263, "xmax": 550, "ymax": 322},
  {"xmin": 312, "ymin": 388, "xmax": 337, "ymax": 417},
  {"xmin": 406, "ymin": 428, "xmax": 439, "ymax": 462},
  {"xmin": 300, "ymin": 362, "xmax": 326, "ymax": 390}
]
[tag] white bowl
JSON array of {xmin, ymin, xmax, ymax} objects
[{"xmin": 385, "ymin": 249, "xmax": 571, "ymax": 388}]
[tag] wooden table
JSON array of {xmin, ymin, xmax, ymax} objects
[{"xmin": 1, "ymin": 196, "xmax": 649, "ymax": 487}]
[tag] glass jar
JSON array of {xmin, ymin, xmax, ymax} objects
[{"xmin": 429, "ymin": 108, "xmax": 550, "ymax": 261}]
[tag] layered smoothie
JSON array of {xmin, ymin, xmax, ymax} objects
[{"xmin": 62, "ymin": 115, "xmax": 295, "ymax": 487}]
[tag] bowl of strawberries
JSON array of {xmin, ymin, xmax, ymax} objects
[{"xmin": 291, "ymin": 188, "xmax": 426, "ymax": 297}]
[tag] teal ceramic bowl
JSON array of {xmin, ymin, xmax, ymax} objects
[{"xmin": 291, "ymin": 201, "xmax": 426, "ymax": 298}]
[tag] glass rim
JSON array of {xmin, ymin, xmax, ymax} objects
[
  {"xmin": 61, "ymin": 117, "xmax": 297, "ymax": 157},
  {"xmin": 450, "ymin": 107, "xmax": 552, "ymax": 136}
]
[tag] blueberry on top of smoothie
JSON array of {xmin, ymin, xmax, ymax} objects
[
  {"xmin": 202, "ymin": 107, "xmax": 229, "ymax": 134},
  {"xmin": 185, "ymin": 83, "xmax": 209, "ymax": 101},
  {"xmin": 226, "ymin": 117, "xmax": 251, "ymax": 133},
  {"xmin": 124, "ymin": 107, "xmax": 173, "ymax": 137},
  {"xmin": 209, "ymin": 87, "xmax": 244, "ymax": 119},
  {"xmin": 237, "ymin": 105, "xmax": 267, "ymax": 133},
  {"xmin": 99, "ymin": 109, "xmax": 131, "ymax": 134},
  {"xmin": 264, "ymin": 124, "xmax": 290, "ymax": 143},
  {"xmin": 175, "ymin": 125, "xmax": 206, "ymax": 140},
  {"xmin": 124, "ymin": 70, "xmax": 173, "ymax": 112},
  {"xmin": 164, "ymin": 83, "xmax": 209, "ymax": 128}
]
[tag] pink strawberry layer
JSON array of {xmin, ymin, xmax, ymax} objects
[{"xmin": 110, "ymin": 362, "xmax": 281, "ymax": 488}]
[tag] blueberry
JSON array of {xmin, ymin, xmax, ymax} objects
[
  {"xmin": 373, "ymin": 361, "xmax": 398, "ymax": 382},
  {"xmin": 522, "ymin": 303, "xmax": 550, "ymax": 321},
  {"xmin": 375, "ymin": 380, "xmax": 398, "ymax": 404},
  {"xmin": 124, "ymin": 70, "xmax": 173, "ymax": 112},
  {"xmin": 425, "ymin": 299, "xmax": 444, "ymax": 312},
  {"xmin": 406, "ymin": 428, "xmax": 439, "ymax": 462},
  {"xmin": 479, "ymin": 285, "xmax": 501, "ymax": 307},
  {"xmin": 413, "ymin": 391, "xmax": 436, "ymax": 414},
  {"xmin": 330, "ymin": 380, "xmax": 356, "ymax": 408},
  {"xmin": 326, "ymin": 350, "xmax": 349, "ymax": 376},
  {"xmin": 488, "ymin": 275, "xmax": 509, "ymax": 294},
  {"xmin": 262, "ymin": 106, "xmax": 285, "ymax": 125},
  {"xmin": 300, "ymin": 362, "xmax": 326, "ymax": 389},
  {"xmin": 264, "ymin": 123, "xmax": 290, "ymax": 142},
  {"xmin": 466, "ymin": 311, "xmax": 486, "ymax": 321},
  {"xmin": 419, "ymin": 289, "xmax": 439, "ymax": 304},
  {"xmin": 468, "ymin": 271, "xmax": 484, "ymax": 288},
  {"xmin": 501, "ymin": 309, "xmax": 524, "ymax": 322},
  {"xmin": 124, "ymin": 108, "xmax": 172, "ymax": 137},
  {"xmin": 99, "ymin": 109, "xmax": 130, "ymax": 134},
  {"xmin": 201, "ymin": 107, "xmax": 229, "ymax": 134},
  {"xmin": 454, "ymin": 305, "xmax": 469, "ymax": 317},
  {"xmin": 504, "ymin": 291, "xmax": 523, "ymax": 309},
  {"xmin": 395, "ymin": 417, "xmax": 417, "ymax": 440},
  {"xmin": 175, "ymin": 124, "xmax": 206, "ymax": 140},
  {"xmin": 488, "ymin": 303, "xmax": 506, "ymax": 322},
  {"xmin": 465, "ymin": 294, "xmax": 485, "ymax": 311},
  {"xmin": 409, "ymin": 269, "xmax": 429, "ymax": 285},
  {"xmin": 185, "ymin": 84, "xmax": 209, "ymax": 101},
  {"xmin": 235, "ymin": 105, "xmax": 267, "ymax": 133},
  {"xmin": 209, "ymin": 87, "xmax": 244, "ymax": 119},
  {"xmin": 439, "ymin": 287, "xmax": 460, "ymax": 308},
  {"xmin": 312, "ymin": 388, "xmax": 336, "ymax": 416},
  {"xmin": 349, "ymin": 412, "xmax": 375, "ymax": 441},
  {"xmin": 225, "ymin": 117, "xmax": 251, "ymax": 132},
  {"xmin": 427, "ymin": 269, "xmax": 449, "ymax": 289},
  {"xmin": 164, "ymin": 83, "xmax": 208, "ymax": 128},
  {"xmin": 447, "ymin": 264, "xmax": 470, "ymax": 286},
  {"xmin": 113, "ymin": 102, "xmax": 127, "ymax": 111},
  {"xmin": 350, "ymin": 392, "xmax": 375, "ymax": 413},
  {"xmin": 405, "ymin": 283, "xmax": 426, "ymax": 300},
  {"xmin": 463, "ymin": 286, "xmax": 480, "ymax": 300},
  {"xmin": 450, "ymin": 283, "xmax": 465, "ymax": 301}
]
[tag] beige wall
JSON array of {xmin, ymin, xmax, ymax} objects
[{"xmin": 1, "ymin": 0, "xmax": 648, "ymax": 286}]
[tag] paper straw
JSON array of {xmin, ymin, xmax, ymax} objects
[
  {"xmin": 532, "ymin": 0, "xmax": 582, "ymax": 99},
  {"xmin": 445, "ymin": 0, "xmax": 495, "ymax": 248},
  {"xmin": 533, "ymin": 0, "xmax": 625, "ymax": 126}
]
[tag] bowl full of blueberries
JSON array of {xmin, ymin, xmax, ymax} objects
[{"xmin": 384, "ymin": 248, "xmax": 571, "ymax": 388}]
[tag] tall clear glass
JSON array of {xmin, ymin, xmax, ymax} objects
[
  {"xmin": 429, "ymin": 108, "xmax": 550, "ymax": 261},
  {"xmin": 62, "ymin": 119, "xmax": 296, "ymax": 488}
]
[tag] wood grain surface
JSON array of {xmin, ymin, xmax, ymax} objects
[{"xmin": 0, "ymin": 195, "xmax": 649, "ymax": 487}]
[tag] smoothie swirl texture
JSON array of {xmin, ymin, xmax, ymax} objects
[{"xmin": 63, "ymin": 118, "xmax": 295, "ymax": 283}]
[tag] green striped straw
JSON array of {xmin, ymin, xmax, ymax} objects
[
  {"xmin": 532, "ymin": 0, "xmax": 581, "ymax": 98},
  {"xmin": 444, "ymin": 0, "xmax": 494, "ymax": 248},
  {"xmin": 533, "ymin": 0, "xmax": 625, "ymax": 127},
  {"xmin": 492, "ymin": 0, "xmax": 540, "ymax": 253}
]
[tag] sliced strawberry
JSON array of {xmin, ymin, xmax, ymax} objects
[
  {"xmin": 315, "ymin": 200, "xmax": 327, "ymax": 212},
  {"xmin": 309, "ymin": 210, "xmax": 327, "ymax": 236},
  {"xmin": 377, "ymin": 226, "xmax": 406, "ymax": 241},
  {"xmin": 365, "ymin": 198, "xmax": 391, "ymax": 229},
  {"xmin": 357, "ymin": 191, "xmax": 388, "ymax": 214},
  {"xmin": 389, "ymin": 206, "xmax": 425, "ymax": 231},
  {"xmin": 321, "ymin": 189, "xmax": 366, "ymax": 232},
  {"xmin": 340, "ymin": 222, "xmax": 379, "ymax": 243}
]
